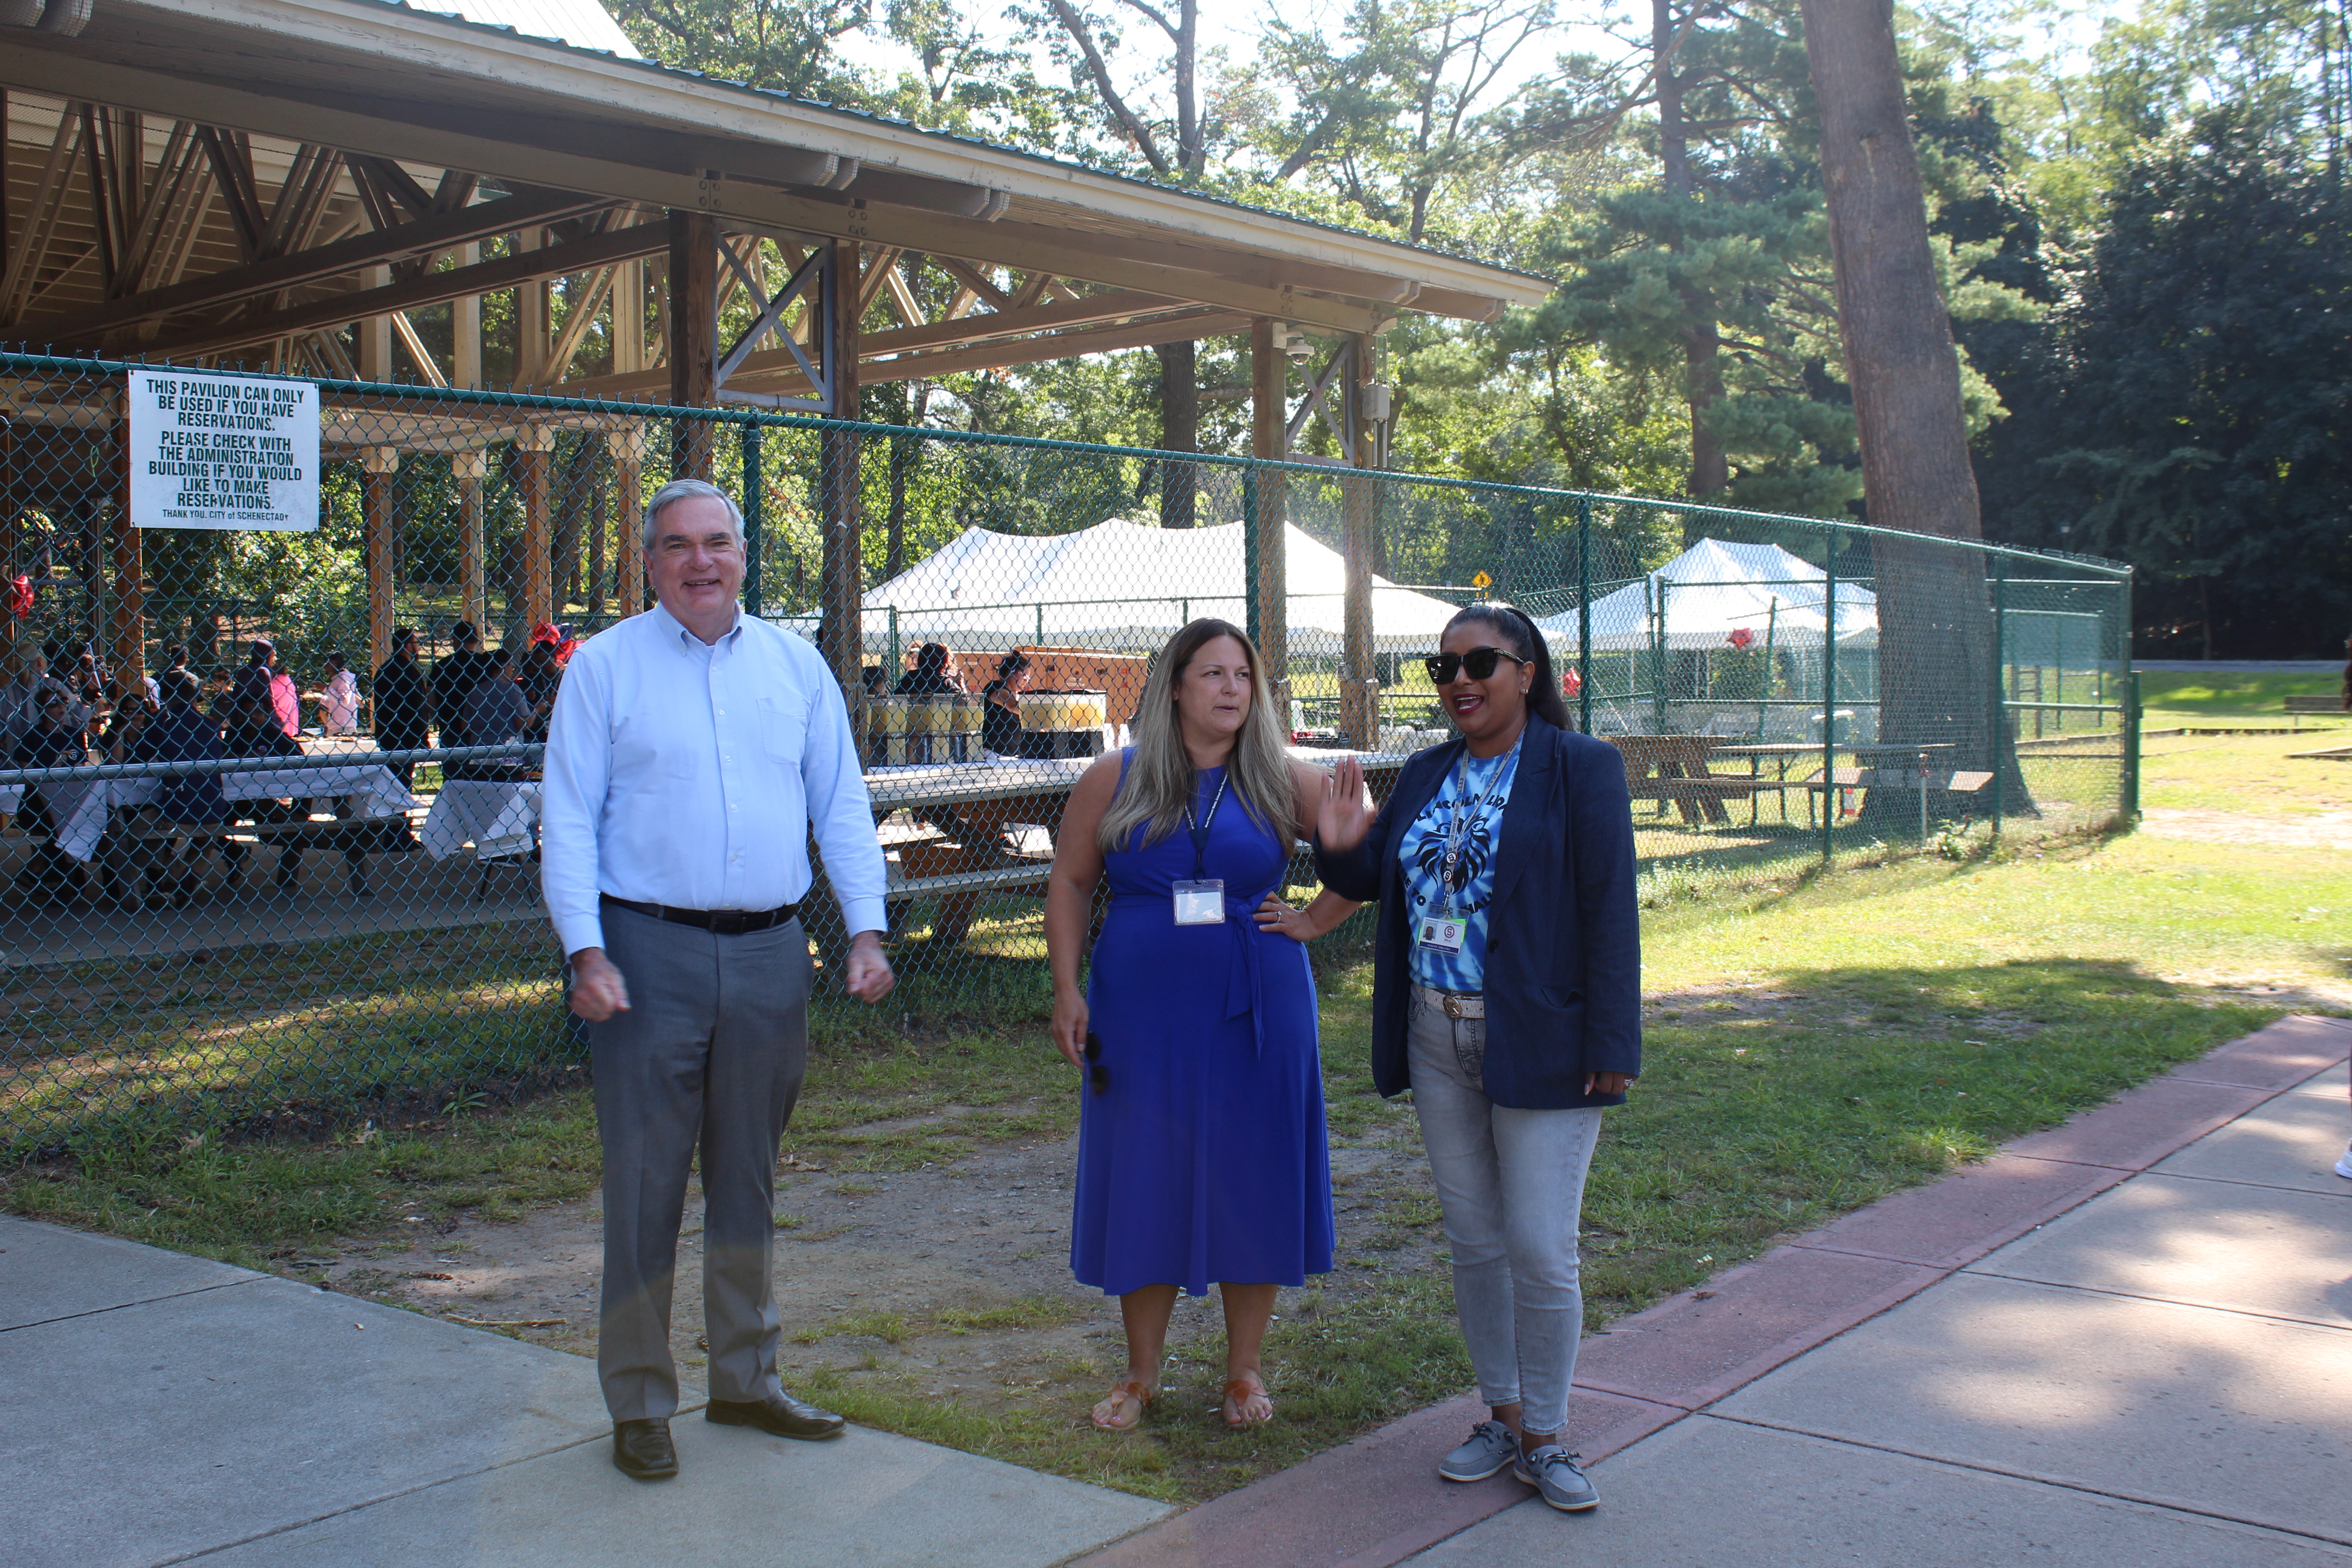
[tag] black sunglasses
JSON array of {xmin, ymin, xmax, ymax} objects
[
  {"xmin": 1083, "ymin": 1030, "xmax": 1109, "ymax": 1095},
  {"xmin": 1425, "ymin": 646, "xmax": 1527, "ymax": 685}
]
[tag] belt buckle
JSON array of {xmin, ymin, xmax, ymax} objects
[{"xmin": 1441, "ymin": 993, "xmax": 1465, "ymax": 1020}]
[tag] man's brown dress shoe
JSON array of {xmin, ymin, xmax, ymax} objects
[
  {"xmin": 612, "ymin": 1417, "xmax": 679, "ymax": 1480},
  {"xmin": 705, "ymin": 1388, "xmax": 846, "ymax": 1440}
]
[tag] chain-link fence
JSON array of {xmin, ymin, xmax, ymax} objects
[{"xmin": 0, "ymin": 353, "xmax": 2133, "ymax": 1155}]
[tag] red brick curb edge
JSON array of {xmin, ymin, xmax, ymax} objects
[{"xmin": 1065, "ymin": 1013, "xmax": 2352, "ymax": 1568}]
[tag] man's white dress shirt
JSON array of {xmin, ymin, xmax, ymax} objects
[{"xmin": 540, "ymin": 603, "xmax": 887, "ymax": 957}]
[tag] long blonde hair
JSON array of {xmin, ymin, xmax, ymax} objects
[{"xmin": 1097, "ymin": 618, "xmax": 1299, "ymax": 855}]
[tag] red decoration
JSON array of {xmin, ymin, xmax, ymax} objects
[
  {"xmin": 1561, "ymin": 667, "xmax": 1583, "ymax": 696},
  {"xmin": 5, "ymin": 576, "xmax": 33, "ymax": 618},
  {"xmin": 1726, "ymin": 626, "xmax": 1756, "ymax": 649}
]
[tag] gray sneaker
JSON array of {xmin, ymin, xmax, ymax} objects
[
  {"xmin": 1437, "ymin": 1419, "xmax": 1520, "ymax": 1482},
  {"xmin": 1514, "ymin": 1445, "xmax": 1599, "ymax": 1511}
]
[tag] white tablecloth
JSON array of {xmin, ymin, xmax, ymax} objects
[
  {"xmin": 419, "ymin": 779, "xmax": 541, "ymax": 862},
  {"xmin": 0, "ymin": 764, "xmax": 418, "ymax": 862}
]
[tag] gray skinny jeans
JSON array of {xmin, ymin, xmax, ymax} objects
[{"xmin": 1407, "ymin": 984, "xmax": 1603, "ymax": 1437}]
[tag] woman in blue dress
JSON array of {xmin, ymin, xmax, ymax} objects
[{"xmin": 1045, "ymin": 618, "xmax": 1357, "ymax": 1431}]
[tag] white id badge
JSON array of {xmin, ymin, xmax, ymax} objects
[
  {"xmin": 1173, "ymin": 879, "xmax": 1226, "ymax": 925},
  {"xmin": 1416, "ymin": 912, "xmax": 1467, "ymax": 955}
]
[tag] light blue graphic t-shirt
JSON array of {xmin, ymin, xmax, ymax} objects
[{"xmin": 1397, "ymin": 737, "xmax": 1522, "ymax": 992}]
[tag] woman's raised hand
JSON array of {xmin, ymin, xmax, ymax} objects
[{"xmin": 1316, "ymin": 755, "xmax": 1376, "ymax": 852}]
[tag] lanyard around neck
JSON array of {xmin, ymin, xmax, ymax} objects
[
  {"xmin": 1441, "ymin": 736, "xmax": 1522, "ymax": 897},
  {"xmin": 1184, "ymin": 771, "xmax": 1230, "ymax": 880}
]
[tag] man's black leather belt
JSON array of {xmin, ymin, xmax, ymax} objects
[{"xmin": 602, "ymin": 894, "xmax": 798, "ymax": 936}]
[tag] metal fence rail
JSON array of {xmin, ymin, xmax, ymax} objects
[{"xmin": 0, "ymin": 353, "xmax": 2134, "ymax": 1154}]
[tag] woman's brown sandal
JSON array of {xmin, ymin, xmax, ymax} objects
[
  {"xmin": 1091, "ymin": 1377, "xmax": 1155, "ymax": 1431},
  {"xmin": 1222, "ymin": 1373, "xmax": 1274, "ymax": 1428}
]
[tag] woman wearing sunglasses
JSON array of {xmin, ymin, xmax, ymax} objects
[
  {"xmin": 1312, "ymin": 603, "xmax": 1640, "ymax": 1514},
  {"xmin": 1045, "ymin": 618, "xmax": 1356, "ymax": 1434}
]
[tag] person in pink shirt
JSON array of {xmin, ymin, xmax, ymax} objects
[{"xmin": 268, "ymin": 647, "xmax": 301, "ymax": 738}]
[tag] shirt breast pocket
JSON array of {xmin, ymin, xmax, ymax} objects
[{"xmin": 757, "ymin": 693, "xmax": 808, "ymax": 764}]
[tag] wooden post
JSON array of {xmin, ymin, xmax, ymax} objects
[
  {"xmin": 361, "ymin": 446, "xmax": 399, "ymax": 673},
  {"xmin": 109, "ymin": 422, "xmax": 144, "ymax": 686},
  {"xmin": 516, "ymin": 426, "xmax": 554, "ymax": 632},
  {"xmin": 453, "ymin": 448, "xmax": 487, "ymax": 628},
  {"xmin": 666, "ymin": 210, "xmax": 717, "ymax": 480},
  {"xmin": 610, "ymin": 257, "xmax": 644, "ymax": 378},
  {"xmin": 607, "ymin": 425, "xmax": 646, "ymax": 617},
  {"xmin": 357, "ymin": 266, "xmax": 392, "ymax": 382},
  {"xmin": 1249, "ymin": 318, "xmax": 1290, "ymax": 712},
  {"xmin": 452, "ymin": 243, "xmax": 482, "ymax": 388},
  {"xmin": 0, "ymin": 418, "xmax": 18, "ymax": 676},
  {"xmin": 1339, "ymin": 334, "xmax": 1377, "ymax": 749},
  {"xmin": 516, "ymin": 228, "xmax": 549, "ymax": 387},
  {"xmin": 817, "ymin": 237, "xmax": 864, "ymax": 701}
]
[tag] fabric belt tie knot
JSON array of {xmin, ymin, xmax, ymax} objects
[{"xmin": 1110, "ymin": 887, "xmax": 1284, "ymax": 1058}]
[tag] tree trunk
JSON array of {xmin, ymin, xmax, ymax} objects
[
  {"xmin": 1657, "ymin": 0, "xmax": 1729, "ymax": 524},
  {"xmin": 1157, "ymin": 338, "xmax": 1199, "ymax": 529},
  {"xmin": 1800, "ymin": 0, "xmax": 2029, "ymax": 819}
]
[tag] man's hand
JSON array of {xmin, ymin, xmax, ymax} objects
[
  {"xmin": 568, "ymin": 947, "xmax": 631, "ymax": 1021},
  {"xmin": 844, "ymin": 931, "xmax": 895, "ymax": 1003}
]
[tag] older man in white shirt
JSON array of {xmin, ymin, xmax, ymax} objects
[{"xmin": 543, "ymin": 477, "xmax": 894, "ymax": 1483}]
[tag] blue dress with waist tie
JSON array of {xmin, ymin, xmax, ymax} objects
[{"xmin": 1072, "ymin": 755, "xmax": 1335, "ymax": 1298}]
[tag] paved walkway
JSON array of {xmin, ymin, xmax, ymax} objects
[
  {"xmin": 5, "ymin": 1015, "xmax": 2345, "ymax": 1568},
  {"xmin": 1078, "ymin": 1014, "xmax": 2352, "ymax": 1568},
  {"xmin": 0, "ymin": 1223, "xmax": 1165, "ymax": 1568}
]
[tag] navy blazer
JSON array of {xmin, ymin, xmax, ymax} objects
[{"xmin": 1316, "ymin": 716, "xmax": 1642, "ymax": 1109}]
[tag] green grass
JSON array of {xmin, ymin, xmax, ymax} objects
[
  {"xmin": 2139, "ymin": 667, "xmax": 2343, "ymax": 725},
  {"xmin": 5, "ymin": 727, "xmax": 2345, "ymax": 1501}
]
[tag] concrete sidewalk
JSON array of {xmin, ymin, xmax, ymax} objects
[
  {"xmin": 0, "ymin": 1221, "xmax": 1166, "ymax": 1568},
  {"xmin": 1079, "ymin": 1013, "xmax": 2352, "ymax": 1568}
]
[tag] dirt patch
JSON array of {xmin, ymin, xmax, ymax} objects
[
  {"xmin": 320, "ymin": 1127, "xmax": 1433, "ymax": 1417},
  {"xmin": 2139, "ymin": 807, "xmax": 2352, "ymax": 847}
]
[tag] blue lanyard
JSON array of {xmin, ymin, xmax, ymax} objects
[
  {"xmin": 1184, "ymin": 771, "xmax": 1229, "ymax": 879},
  {"xmin": 1441, "ymin": 736, "xmax": 1521, "ymax": 903}
]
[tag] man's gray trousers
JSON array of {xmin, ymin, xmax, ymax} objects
[{"xmin": 591, "ymin": 901, "xmax": 812, "ymax": 1422}]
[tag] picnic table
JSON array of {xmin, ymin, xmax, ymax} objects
[
  {"xmin": 870, "ymin": 750, "xmax": 1405, "ymax": 942},
  {"xmin": 1709, "ymin": 742, "xmax": 1826, "ymax": 825},
  {"xmin": 0, "ymin": 761, "xmax": 416, "ymax": 863},
  {"xmin": 1604, "ymin": 735, "xmax": 1767, "ymax": 826}
]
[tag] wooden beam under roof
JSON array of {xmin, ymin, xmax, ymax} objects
[
  {"xmin": 14, "ymin": 187, "xmax": 613, "ymax": 346},
  {"xmin": 553, "ymin": 287, "xmax": 1202, "ymax": 402},
  {"xmin": 0, "ymin": 53, "xmax": 1415, "ymax": 334},
  {"xmin": 130, "ymin": 219, "xmax": 671, "ymax": 359},
  {"xmin": 715, "ymin": 309, "xmax": 1253, "ymax": 400}
]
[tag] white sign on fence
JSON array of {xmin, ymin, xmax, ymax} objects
[{"xmin": 127, "ymin": 369, "xmax": 319, "ymax": 531}]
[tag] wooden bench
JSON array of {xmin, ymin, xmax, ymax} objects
[
  {"xmin": 2286, "ymin": 695, "xmax": 2345, "ymax": 727},
  {"xmin": 1803, "ymin": 767, "xmax": 1994, "ymax": 826}
]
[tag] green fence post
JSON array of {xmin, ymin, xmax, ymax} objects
[
  {"xmin": 740, "ymin": 421, "xmax": 763, "ymax": 618},
  {"xmin": 887, "ymin": 605, "xmax": 900, "ymax": 682},
  {"xmin": 1577, "ymin": 494, "xmax": 1592, "ymax": 732},
  {"xmin": 1821, "ymin": 534, "xmax": 1838, "ymax": 864},
  {"xmin": 2124, "ymin": 667, "xmax": 2143, "ymax": 823},
  {"xmin": 1242, "ymin": 464, "xmax": 1263, "ymax": 652},
  {"xmin": 1990, "ymin": 555, "xmax": 2006, "ymax": 838}
]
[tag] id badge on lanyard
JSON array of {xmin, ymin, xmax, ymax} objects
[
  {"xmin": 1174, "ymin": 773, "xmax": 1229, "ymax": 925},
  {"xmin": 1416, "ymin": 911, "xmax": 1466, "ymax": 954}
]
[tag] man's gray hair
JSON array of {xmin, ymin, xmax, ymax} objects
[{"xmin": 642, "ymin": 478, "xmax": 745, "ymax": 552}]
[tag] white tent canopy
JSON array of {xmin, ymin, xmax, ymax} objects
[
  {"xmin": 852, "ymin": 518, "xmax": 1463, "ymax": 656},
  {"xmin": 1534, "ymin": 538, "xmax": 1877, "ymax": 652}
]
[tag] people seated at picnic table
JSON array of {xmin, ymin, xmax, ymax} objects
[
  {"xmin": 304, "ymin": 652, "xmax": 362, "ymax": 736},
  {"xmin": 126, "ymin": 671, "xmax": 231, "ymax": 908},
  {"xmin": 981, "ymin": 651, "xmax": 1031, "ymax": 755},
  {"xmin": 452, "ymin": 647, "xmax": 533, "ymax": 779},
  {"xmin": 893, "ymin": 641, "xmax": 962, "ymax": 695},
  {"xmin": 519, "ymin": 630, "xmax": 566, "ymax": 742},
  {"xmin": 10, "ymin": 686, "xmax": 93, "ymax": 901}
]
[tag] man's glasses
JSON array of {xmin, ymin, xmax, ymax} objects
[
  {"xmin": 1084, "ymin": 1030, "xmax": 1109, "ymax": 1095},
  {"xmin": 1425, "ymin": 647, "xmax": 1527, "ymax": 685}
]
